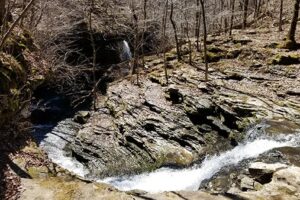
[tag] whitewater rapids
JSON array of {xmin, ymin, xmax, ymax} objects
[
  {"xmin": 101, "ymin": 134, "xmax": 300, "ymax": 193},
  {"xmin": 36, "ymin": 121, "xmax": 300, "ymax": 193}
]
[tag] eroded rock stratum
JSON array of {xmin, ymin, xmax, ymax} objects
[{"xmin": 47, "ymin": 46, "xmax": 300, "ymax": 177}]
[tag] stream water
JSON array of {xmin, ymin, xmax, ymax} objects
[
  {"xmin": 34, "ymin": 121, "xmax": 300, "ymax": 193},
  {"xmin": 102, "ymin": 136, "xmax": 299, "ymax": 193}
]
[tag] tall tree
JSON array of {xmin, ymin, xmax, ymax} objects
[
  {"xmin": 279, "ymin": 0, "xmax": 283, "ymax": 32},
  {"xmin": 170, "ymin": 0, "xmax": 181, "ymax": 61},
  {"xmin": 130, "ymin": 0, "xmax": 140, "ymax": 84},
  {"xmin": 229, "ymin": 0, "xmax": 235, "ymax": 36},
  {"xmin": 243, "ymin": 0, "xmax": 249, "ymax": 29},
  {"xmin": 141, "ymin": 0, "xmax": 147, "ymax": 68},
  {"xmin": 0, "ymin": 0, "xmax": 5, "ymax": 26},
  {"xmin": 287, "ymin": 0, "xmax": 300, "ymax": 45},
  {"xmin": 88, "ymin": 0, "xmax": 97, "ymax": 110},
  {"xmin": 200, "ymin": 0, "xmax": 208, "ymax": 81},
  {"xmin": 195, "ymin": 0, "xmax": 201, "ymax": 52},
  {"xmin": 162, "ymin": 0, "xmax": 169, "ymax": 84},
  {"xmin": 255, "ymin": 0, "xmax": 262, "ymax": 18}
]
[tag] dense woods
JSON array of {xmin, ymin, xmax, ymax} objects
[
  {"xmin": 0, "ymin": 0, "xmax": 298, "ymax": 87},
  {"xmin": 0, "ymin": 0, "xmax": 300, "ymax": 200}
]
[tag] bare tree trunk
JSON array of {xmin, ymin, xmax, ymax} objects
[
  {"xmin": 0, "ymin": 0, "xmax": 5, "ymax": 26},
  {"xmin": 229, "ymin": 0, "xmax": 235, "ymax": 36},
  {"xmin": 243, "ymin": 0, "xmax": 249, "ymax": 29},
  {"xmin": 88, "ymin": 0, "xmax": 97, "ymax": 111},
  {"xmin": 219, "ymin": 0, "xmax": 224, "ymax": 34},
  {"xmin": 141, "ymin": 0, "xmax": 147, "ymax": 68},
  {"xmin": 200, "ymin": 0, "xmax": 208, "ymax": 81},
  {"xmin": 195, "ymin": 0, "xmax": 201, "ymax": 52},
  {"xmin": 131, "ymin": 1, "xmax": 140, "ymax": 84},
  {"xmin": 287, "ymin": 0, "xmax": 300, "ymax": 44},
  {"xmin": 170, "ymin": 0, "xmax": 181, "ymax": 61},
  {"xmin": 184, "ymin": 0, "xmax": 192, "ymax": 65},
  {"xmin": 162, "ymin": 0, "xmax": 169, "ymax": 84},
  {"xmin": 20, "ymin": 0, "xmax": 27, "ymax": 27},
  {"xmin": 279, "ymin": 0, "xmax": 283, "ymax": 32},
  {"xmin": 256, "ymin": 0, "xmax": 262, "ymax": 18}
]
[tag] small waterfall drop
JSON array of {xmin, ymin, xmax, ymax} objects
[
  {"xmin": 101, "ymin": 134, "xmax": 300, "ymax": 193},
  {"xmin": 35, "ymin": 119, "xmax": 300, "ymax": 194},
  {"xmin": 120, "ymin": 40, "xmax": 132, "ymax": 62},
  {"xmin": 37, "ymin": 120, "xmax": 89, "ymax": 177}
]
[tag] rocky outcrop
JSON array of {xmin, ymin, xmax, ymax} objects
[
  {"xmin": 20, "ymin": 176, "xmax": 231, "ymax": 200},
  {"xmin": 42, "ymin": 56, "xmax": 300, "ymax": 178},
  {"xmin": 0, "ymin": 29, "xmax": 46, "ymax": 127},
  {"xmin": 37, "ymin": 26, "xmax": 300, "ymax": 180}
]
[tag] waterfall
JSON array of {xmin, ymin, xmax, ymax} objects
[
  {"xmin": 100, "ymin": 134, "xmax": 300, "ymax": 193},
  {"xmin": 120, "ymin": 40, "xmax": 132, "ymax": 62}
]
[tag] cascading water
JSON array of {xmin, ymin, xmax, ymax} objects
[
  {"xmin": 40, "ymin": 130, "xmax": 89, "ymax": 177},
  {"xmin": 35, "ymin": 121, "xmax": 300, "ymax": 194},
  {"xmin": 120, "ymin": 40, "xmax": 132, "ymax": 61},
  {"xmin": 34, "ymin": 120, "xmax": 90, "ymax": 177},
  {"xmin": 101, "ymin": 136, "xmax": 299, "ymax": 193}
]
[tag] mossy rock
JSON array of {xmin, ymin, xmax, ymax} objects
[
  {"xmin": 206, "ymin": 52, "xmax": 224, "ymax": 63},
  {"xmin": 203, "ymin": 46, "xmax": 229, "ymax": 62},
  {"xmin": 271, "ymin": 54, "xmax": 300, "ymax": 65},
  {"xmin": 0, "ymin": 29, "xmax": 44, "ymax": 128},
  {"xmin": 232, "ymin": 39, "xmax": 252, "ymax": 45},
  {"xmin": 165, "ymin": 53, "xmax": 177, "ymax": 61},
  {"xmin": 0, "ymin": 52, "xmax": 26, "ymax": 93},
  {"xmin": 148, "ymin": 71, "xmax": 166, "ymax": 85},
  {"xmin": 40, "ymin": 177, "xmax": 80, "ymax": 200},
  {"xmin": 0, "ymin": 53, "xmax": 28, "ymax": 126},
  {"xmin": 264, "ymin": 42, "xmax": 280, "ymax": 49},
  {"xmin": 207, "ymin": 46, "xmax": 226, "ymax": 54},
  {"xmin": 278, "ymin": 40, "xmax": 300, "ymax": 50},
  {"xmin": 226, "ymin": 49, "xmax": 242, "ymax": 59},
  {"xmin": 156, "ymin": 147, "xmax": 194, "ymax": 167}
]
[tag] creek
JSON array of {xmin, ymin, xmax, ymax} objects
[{"xmin": 32, "ymin": 121, "xmax": 300, "ymax": 193}]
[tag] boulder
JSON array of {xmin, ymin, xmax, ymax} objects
[
  {"xmin": 73, "ymin": 111, "xmax": 90, "ymax": 124},
  {"xmin": 240, "ymin": 176, "xmax": 262, "ymax": 191},
  {"xmin": 272, "ymin": 54, "xmax": 300, "ymax": 65},
  {"xmin": 286, "ymin": 89, "xmax": 300, "ymax": 96},
  {"xmin": 249, "ymin": 162, "xmax": 287, "ymax": 184}
]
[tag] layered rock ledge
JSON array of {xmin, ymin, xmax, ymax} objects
[{"xmin": 53, "ymin": 45, "xmax": 300, "ymax": 177}]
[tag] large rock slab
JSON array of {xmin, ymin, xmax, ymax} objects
[
  {"xmin": 249, "ymin": 162, "xmax": 287, "ymax": 176},
  {"xmin": 42, "ymin": 58, "xmax": 300, "ymax": 178}
]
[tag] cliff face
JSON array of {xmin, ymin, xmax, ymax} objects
[
  {"xmin": 0, "ymin": 28, "xmax": 48, "ymax": 200},
  {"xmin": 0, "ymin": 29, "xmax": 46, "ymax": 128}
]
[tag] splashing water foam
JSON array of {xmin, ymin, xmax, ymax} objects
[
  {"xmin": 40, "ymin": 128, "xmax": 89, "ymax": 177},
  {"xmin": 101, "ymin": 135, "xmax": 300, "ymax": 193},
  {"xmin": 37, "ymin": 120, "xmax": 300, "ymax": 193}
]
